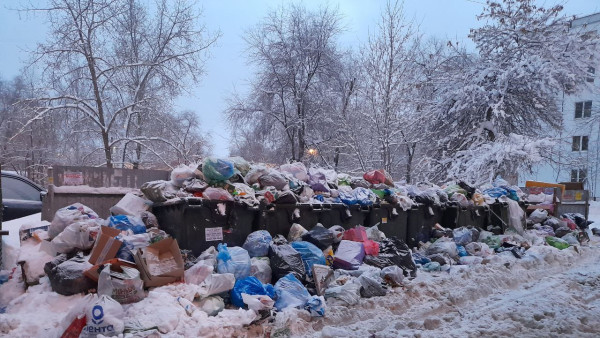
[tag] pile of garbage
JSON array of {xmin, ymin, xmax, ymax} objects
[
  {"xmin": 139, "ymin": 157, "xmax": 528, "ymax": 212},
  {"xmin": 5, "ymin": 157, "xmax": 594, "ymax": 337}
]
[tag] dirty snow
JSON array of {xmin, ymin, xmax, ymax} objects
[{"xmin": 2, "ymin": 213, "xmax": 600, "ymax": 337}]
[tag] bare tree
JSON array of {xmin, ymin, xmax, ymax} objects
[{"xmin": 20, "ymin": 0, "xmax": 218, "ymax": 168}]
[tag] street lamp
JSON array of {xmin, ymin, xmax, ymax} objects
[{"xmin": 308, "ymin": 148, "xmax": 317, "ymax": 156}]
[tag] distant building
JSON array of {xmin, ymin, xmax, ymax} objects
[{"xmin": 520, "ymin": 12, "xmax": 600, "ymax": 197}]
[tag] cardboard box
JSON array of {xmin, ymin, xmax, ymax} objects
[
  {"xmin": 89, "ymin": 226, "xmax": 123, "ymax": 265},
  {"xmin": 134, "ymin": 238, "xmax": 184, "ymax": 288},
  {"xmin": 84, "ymin": 258, "xmax": 139, "ymax": 282}
]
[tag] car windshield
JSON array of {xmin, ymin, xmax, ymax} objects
[{"xmin": 2, "ymin": 176, "xmax": 40, "ymax": 201}]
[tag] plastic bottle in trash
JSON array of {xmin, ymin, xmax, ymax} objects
[{"xmin": 177, "ymin": 297, "xmax": 196, "ymax": 316}]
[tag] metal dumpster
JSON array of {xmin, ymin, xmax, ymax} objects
[
  {"xmin": 367, "ymin": 203, "xmax": 408, "ymax": 242},
  {"xmin": 406, "ymin": 204, "xmax": 442, "ymax": 248},
  {"xmin": 456, "ymin": 205, "xmax": 490, "ymax": 229},
  {"xmin": 152, "ymin": 198, "xmax": 257, "ymax": 255}
]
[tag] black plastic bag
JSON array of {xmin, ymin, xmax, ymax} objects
[
  {"xmin": 44, "ymin": 253, "xmax": 96, "ymax": 296},
  {"xmin": 379, "ymin": 237, "xmax": 417, "ymax": 278},
  {"xmin": 269, "ymin": 240, "xmax": 306, "ymax": 283},
  {"xmin": 302, "ymin": 224, "xmax": 334, "ymax": 250},
  {"xmin": 275, "ymin": 191, "xmax": 298, "ymax": 204},
  {"xmin": 363, "ymin": 255, "xmax": 396, "ymax": 269},
  {"xmin": 562, "ymin": 213, "xmax": 593, "ymax": 230}
]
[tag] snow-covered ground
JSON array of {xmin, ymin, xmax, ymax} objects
[{"xmin": 1, "ymin": 209, "xmax": 600, "ymax": 337}]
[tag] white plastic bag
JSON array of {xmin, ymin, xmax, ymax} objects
[
  {"xmin": 49, "ymin": 203, "xmax": 98, "ymax": 239},
  {"xmin": 51, "ymin": 219, "xmax": 101, "ymax": 253},
  {"xmin": 529, "ymin": 209, "xmax": 548, "ymax": 224},
  {"xmin": 366, "ymin": 225, "xmax": 386, "ymax": 241},
  {"xmin": 198, "ymin": 296, "xmax": 225, "ymax": 316},
  {"xmin": 288, "ymin": 223, "xmax": 308, "ymax": 242},
  {"xmin": 171, "ymin": 165, "xmax": 195, "ymax": 187},
  {"xmin": 242, "ymin": 293, "xmax": 275, "ymax": 311},
  {"xmin": 98, "ymin": 264, "xmax": 145, "ymax": 304},
  {"xmin": 250, "ymin": 257, "xmax": 272, "ymax": 284},
  {"xmin": 197, "ymin": 273, "xmax": 236, "ymax": 298},
  {"xmin": 57, "ymin": 294, "xmax": 98, "ymax": 338},
  {"xmin": 380, "ymin": 265, "xmax": 403, "ymax": 286},
  {"xmin": 80, "ymin": 295, "xmax": 125, "ymax": 337},
  {"xmin": 110, "ymin": 192, "xmax": 150, "ymax": 216},
  {"xmin": 185, "ymin": 260, "xmax": 214, "ymax": 285}
]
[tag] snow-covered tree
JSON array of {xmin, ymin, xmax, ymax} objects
[{"xmin": 429, "ymin": 0, "xmax": 599, "ymax": 184}]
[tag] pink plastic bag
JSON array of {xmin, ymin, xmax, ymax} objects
[
  {"xmin": 363, "ymin": 239, "xmax": 379, "ymax": 256},
  {"xmin": 343, "ymin": 226, "xmax": 368, "ymax": 242},
  {"xmin": 202, "ymin": 187, "xmax": 234, "ymax": 201}
]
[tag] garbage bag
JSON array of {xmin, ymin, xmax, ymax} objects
[
  {"xmin": 380, "ymin": 266, "xmax": 404, "ymax": 286},
  {"xmin": 305, "ymin": 295, "xmax": 326, "ymax": 316},
  {"xmin": 456, "ymin": 245, "xmax": 469, "ymax": 257},
  {"xmin": 45, "ymin": 253, "xmax": 95, "ymax": 296},
  {"xmin": 329, "ymin": 225, "xmax": 345, "ymax": 243},
  {"xmin": 545, "ymin": 236, "xmax": 570, "ymax": 250},
  {"xmin": 202, "ymin": 187, "xmax": 234, "ymax": 201},
  {"xmin": 198, "ymin": 296, "xmax": 225, "ymax": 316},
  {"xmin": 269, "ymin": 241, "xmax": 306, "ymax": 282},
  {"xmin": 230, "ymin": 276, "xmax": 276, "ymax": 308},
  {"xmin": 203, "ymin": 157, "xmax": 235, "ymax": 183},
  {"xmin": 197, "ymin": 273, "xmax": 236, "ymax": 298},
  {"xmin": 343, "ymin": 226, "xmax": 369, "ymax": 242},
  {"xmin": 308, "ymin": 169, "xmax": 330, "ymax": 192},
  {"xmin": 302, "ymin": 224, "xmax": 334, "ymax": 250},
  {"xmin": 107, "ymin": 215, "xmax": 146, "ymax": 235},
  {"xmin": 217, "ymin": 244, "xmax": 251, "ymax": 279},
  {"xmin": 140, "ymin": 211, "xmax": 159, "ymax": 229},
  {"xmin": 363, "ymin": 240, "xmax": 380, "ymax": 256},
  {"xmin": 366, "ymin": 225, "xmax": 386, "ymax": 241},
  {"xmin": 245, "ymin": 165, "xmax": 270, "ymax": 185},
  {"xmin": 232, "ymin": 183, "xmax": 258, "ymax": 207},
  {"xmin": 562, "ymin": 232, "xmax": 580, "ymax": 245},
  {"xmin": 459, "ymin": 256, "xmax": 483, "ymax": 265},
  {"xmin": 322, "ymin": 246, "xmax": 334, "ymax": 266},
  {"xmin": 412, "ymin": 253, "xmax": 431, "ymax": 265},
  {"xmin": 465, "ymin": 242, "xmax": 492, "ymax": 257},
  {"xmin": 280, "ymin": 162, "xmax": 309, "ymax": 182},
  {"xmin": 274, "ymin": 273, "xmax": 310, "ymax": 311},
  {"xmin": 363, "ymin": 170, "xmax": 386, "ymax": 185},
  {"xmin": 337, "ymin": 173, "xmax": 352, "ymax": 186},
  {"xmin": 339, "ymin": 189, "xmax": 358, "ymax": 205},
  {"xmin": 562, "ymin": 213, "xmax": 592, "ymax": 230},
  {"xmin": 243, "ymin": 230, "xmax": 273, "ymax": 257},
  {"xmin": 288, "ymin": 223, "xmax": 308, "ymax": 242},
  {"xmin": 530, "ymin": 209, "xmax": 549, "ymax": 224},
  {"xmin": 351, "ymin": 177, "xmax": 371, "ymax": 189},
  {"xmin": 140, "ymin": 180, "xmax": 178, "ymax": 203},
  {"xmin": 259, "ymin": 170, "xmax": 288, "ymax": 190},
  {"xmin": 274, "ymin": 190, "xmax": 298, "ymax": 204},
  {"xmin": 49, "ymin": 203, "xmax": 98, "ymax": 239},
  {"xmin": 357, "ymin": 274, "xmax": 387, "ymax": 298},
  {"xmin": 98, "ymin": 264, "xmax": 145, "ymax": 304},
  {"xmin": 184, "ymin": 260, "xmax": 214, "ymax": 285},
  {"xmin": 242, "ymin": 294, "xmax": 275, "ymax": 311},
  {"xmin": 453, "ymin": 227, "xmax": 473, "ymax": 246},
  {"xmin": 80, "ymin": 295, "xmax": 124, "ymax": 338},
  {"xmin": 171, "ymin": 164, "xmax": 196, "ymax": 187},
  {"xmin": 363, "ymin": 255, "xmax": 395, "ymax": 269},
  {"xmin": 354, "ymin": 187, "xmax": 377, "ymax": 206},
  {"xmin": 229, "ymin": 156, "xmax": 251, "ymax": 176},
  {"xmin": 379, "ymin": 237, "xmax": 417, "ymax": 277},
  {"xmin": 333, "ymin": 240, "xmax": 365, "ymax": 270},
  {"xmin": 426, "ymin": 237, "xmax": 458, "ymax": 259},
  {"xmin": 324, "ymin": 281, "xmax": 361, "ymax": 306},
  {"xmin": 57, "ymin": 294, "xmax": 97, "ymax": 338},
  {"xmin": 422, "ymin": 262, "xmax": 442, "ymax": 272},
  {"xmin": 291, "ymin": 241, "xmax": 326, "ymax": 278},
  {"xmin": 51, "ymin": 219, "xmax": 101, "ymax": 254},
  {"xmin": 250, "ymin": 257, "xmax": 272, "ymax": 284}
]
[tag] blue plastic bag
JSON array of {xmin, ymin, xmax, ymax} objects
[
  {"xmin": 243, "ymin": 231, "xmax": 273, "ymax": 257},
  {"xmin": 217, "ymin": 244, "xmax": 251, "ymax": 279},
  {"xmin": 412, "ymin": 253, "xmax": 431, "ymax": 265},
  {"xmin": 274, "ymin": 273, "xmax": 310, "ymax": 311},
  {"xmin": 107, "ymin": 215, "xmax": 146, "ymax": 234},
  {"xmin": 230, "ymin": 276, "xmax": 275, "ymax": 308},
  {"xmin": 354, "ymin": 187, "xmax": 376, "ymax": 206},
  {"xmin": 456, "ymin": 245, "xmax": 469, "ymax": 257},
  {"xmin": 290, "ymin": 241, "xmax": 326, "ymax": 277},
  {"xmin": 305, "ymin": 295, "xmax": 326, "ymax": 316},
  {"xmin": 339, "ymin": 190, "xmax": 358, "ymax": 205},
  {"xmin": 203, "ymin": 157, "xmax": 235, "ymax": 183}
]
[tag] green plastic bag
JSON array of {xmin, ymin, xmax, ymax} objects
[{"xmin": 545, "ymin": 236, "xmax": 570, "ymax": 250}]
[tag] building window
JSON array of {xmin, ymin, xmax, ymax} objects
[
  {"xmin": 571, "ymin": 168, "xmax": 587, "ymax": 183},
  {"xmin": 588, "ymin": 67, "xmax": 595, "ymax": 83},
  {"xmin": 572, "ymin": 135, "xmax": 589, "ymax": 151},
  {"xmin": 575, "ymin": 101, "xmax": 592, "ymax": 118}
]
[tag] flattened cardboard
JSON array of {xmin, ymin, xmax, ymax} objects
[
  {"xmin": 134, "ymin": 238, "xmax": 184, "ymax": 288},
  {"xmin": 88, "ymin": 226, "xmax": 123, "ymax": 265},
  {"xmin": 84, "ymin": 258, "xmax": 138, "ymax": 282},
  {"xmin": 312, "ymin": 264, "xmax": 334, "ymax": 296}
]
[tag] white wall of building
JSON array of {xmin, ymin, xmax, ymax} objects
[{"xmin": 520, "ymin": 13, "xmax": 600, "ymax": 197}]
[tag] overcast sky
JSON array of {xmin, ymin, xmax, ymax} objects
[{"xmin": 1, "ymin": 0, "xmax": 599, "ymax": 157}]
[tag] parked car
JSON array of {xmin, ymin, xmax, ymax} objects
[{"xmin": 1, "ymin": 171, "xmax": 45, "ymax": 222}]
